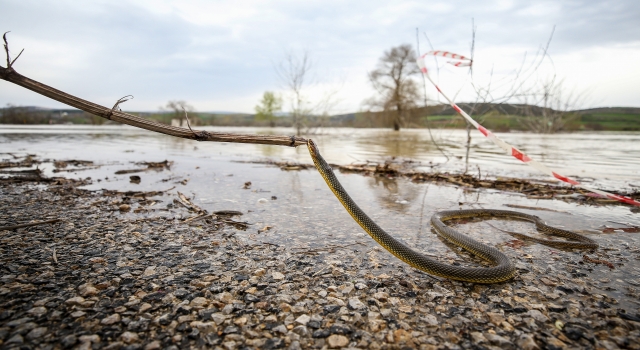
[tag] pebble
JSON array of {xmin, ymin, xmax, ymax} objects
[
  {"xmin": 101, "ymin": 313, "xmax": 121, "ymax": 325},
  {"xmin": 70, "ymin": 311, "xmax": 87, "ymax": 318},
  {"xmin": 120, "ymin": 331, "xmax": 139, "ymax": 344},
  {"xmin": 295, "ymin": 314, "xmax": 311, "ymax": 325},
  {"xmin": 326, "ymin": 334, "xmax": 349, "ymax": 348},
  {"xmin": 6, "ymin": 334, "xmax": 24, "ymax": 344},
  {"xmin": 1, "ymin": 175, "xmax": 636, "ymax": 350},
  {"xmin": 65, "ymin": 296, "xmax": 86, "ymax": 306},
  {"xmin": 26, "ymin": 326, "xmax": 48, "ymax": 339},
  {"xmin": 27, "ymin": 306, "xmax": 47, "ymax": 317},
  {"xmin": 517, "ymin": 334, "xmax": 540, "ymax": 350},
  {"xmin": 347, "ymin": 297, "xmax": 366, "ymax": 310},
  {"xmin": 527, "ymin": 309, "xmax": 549, "ymax": 322}
]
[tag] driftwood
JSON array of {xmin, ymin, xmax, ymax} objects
[{"xmin": 0, "ymin": 32, "xmax": 307, "ymax": 148}]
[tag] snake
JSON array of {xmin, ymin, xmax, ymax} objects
[{"xmin": 307, "ymin": 139, "xmax": 598, "ymax": 283}]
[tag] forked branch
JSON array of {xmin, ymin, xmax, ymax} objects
[{"xmin": 0, "ymin": 32, "xmax": 307, "ymax": 147}]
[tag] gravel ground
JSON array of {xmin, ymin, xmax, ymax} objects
[{"xmin": 2, "ymin": 177, "xmax": 640, "ymax": 350}]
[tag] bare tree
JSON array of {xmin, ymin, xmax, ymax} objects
[
  {"xmin": 517, "ymin": 77, "xmax": 583, "ymax": 133},
  {"xmin": 276, "ymin": 51, "xmax": 312, "ymax": 135},
  {"xmin": 367, "ymin": 44, "xmax": 421, "ymax": 131},
  {"xmin": 162, "ymin": 100, "xmax": 195, "ymax": 125}
]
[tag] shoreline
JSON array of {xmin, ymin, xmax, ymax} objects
[{"xmin": 1, "ymin": 154, "xmax": 640, "ymax": 349}]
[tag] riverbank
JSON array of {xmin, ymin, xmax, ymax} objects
[{"xmin": 2, "ymin": 152, "xmax": 640, "ymax": 349}]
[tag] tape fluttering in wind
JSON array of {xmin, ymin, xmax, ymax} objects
[{"xmin": 417, "ymin": 51, "xmax": 640, "ymax": 206}]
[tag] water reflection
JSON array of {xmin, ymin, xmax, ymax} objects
[
  {"xmin": 2, "ymin": 125, "xmax": 639, "ymax": 191},
  {"xmin": 366, "ymin": 176, "xmax": 420, "ymax": 214},
  {"xmin": 357, "ymin": 131, "xmax": 432, "ymax": 159}
]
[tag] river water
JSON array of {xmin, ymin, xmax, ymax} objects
[{"xmin": 2, "ymin": 125, "xmax": 640, "ymax": 310}]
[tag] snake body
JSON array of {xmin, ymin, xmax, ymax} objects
[{"xmin": 307, "ymin": 140, "xmax": 598, "ymax": 283}]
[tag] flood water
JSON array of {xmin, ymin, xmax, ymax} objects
[{"xmin": 2, "ymin": 125, "xmax": 640, "ymax": 310}]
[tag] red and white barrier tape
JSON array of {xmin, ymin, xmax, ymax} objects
[{"xmin": 417, "ymin": 51, "xmax": 640, "ymax": 206}]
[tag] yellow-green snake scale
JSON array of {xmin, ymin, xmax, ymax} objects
[{"xmin": 307, "ymin": 139, "xmax": 598, "ymax": 283}]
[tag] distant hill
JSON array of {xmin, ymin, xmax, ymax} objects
[{"xmin": 2, "ymin": 103, "xmax": 639, "ymax": 131}]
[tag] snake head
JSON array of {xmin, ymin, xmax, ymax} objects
[{"xmin": 307, "ymin": 139, "xmax": 320, "ymax": 156}]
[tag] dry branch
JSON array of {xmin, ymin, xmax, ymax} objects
[{"xmin": 0, "ymin": 33, "xmax": 307, "ymax": 147}]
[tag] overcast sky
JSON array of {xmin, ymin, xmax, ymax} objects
[{"xmin": 1, "ymin": 0, "xmax": 639, "ymax": 114}]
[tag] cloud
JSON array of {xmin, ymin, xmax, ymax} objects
[{"xmin": 1, "ymin": 0, "xmax": 638, "ymax": 113}]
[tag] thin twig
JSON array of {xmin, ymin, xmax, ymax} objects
[
  {"xmin": 181, "ymin": 107, "xmax": 197, "ymax": 137},
  {"xmin": 0, "ymin": 218, "xmax": 61, "ymax": 231},
  {"xmin": 415, "ymin": 27, "xmax": 449, "ymax": 161},
  {"xmin": 3, "ymin": 31, "xmax": 24, "ymax": 68}
]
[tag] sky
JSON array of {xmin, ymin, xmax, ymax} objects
[{"xmin": 1, "ymin": 0, "xmax": 639, "ymax": 114}]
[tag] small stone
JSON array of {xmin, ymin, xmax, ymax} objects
[
  {"xmin": 279, "ymin": 302, "xmax": 292, "ymax": 313},
  {"xmin": 78, "ymin": 284, "xmax": 98, "ymax": 297},
  {"xmin": 6, "ymin": 334, "xmax": 24, "ymax": 344},
  {"xmin": 544, "ymin": 336, "xmax": 566, "ymax": 349},
  {"xmin": 292, "ymin": 325, "xmax": 309, "ymax": 337},
  {"xmin": 190, "ymin": 297, "xmax": 208, "ymax": 308},
  {"xmin": 178, "ymin": 315, "xmax": 195, "ymax": 323},
  {"xmin": 26, "ymin": 327, "xmax": 48, "ymax": 339},
  {"xmin": 272, "ymin": 272, "xmax": 285, "ymax": 280},
  {"xmin": 355, "ymin": 283, "xmax": 367, "ymax": 290},
  {"xmin": 373, "ymin": 292, "xmax": 389, "ymax": 302},
  {"xmin": 326, "ymin": 297, "xmax": 345, "ymax": 306},
  {"xmin": 103, "ymin": 341, "xmax": 124, "ymax": 350},
  {"xmin": 221, "ymin": 304, "xmax": 235, "ymax": 315},
  {"xmin": 191, "ymin": 280, "xmax": 210, "ymax": 288},
  {"xmin": 470, "ymin": 332, "xmax": 486, "ymax": 343},
  {"xmin": 517, "ymin": 334, "xmax": 540, "ymax": 350},
  {"xmin": 139, "ymin": 303, "xmax": 152, "ymax": 313},
  {"xmin": 143, "ymin": 266, "xmax": 156, "ymax": 277},
  {"xmin": 422, "ymin": 314, "xmax": 438, "ymax": 327},
  {"xmin": 486, "ymin": 333, "xmax": 513, "ymax": 347},
  {"xmin": 210, "ymin": 313, "xmax": 226, "ymax": 325},
  {"xmin": 61, "ymin": 334, "xmax": 77, "ymax": 347},
  {"xmin": 394, "ymin": 329, "xmax": 411, "ymax": 343},
  {"xmin": 398, "ymin": 305, "xmax": 413, "ymax": 314},
  {"xmin": 295, "ymin": 314, "xmax": 311, "ymax": 325},
  {"xmin": 101, "ymin": 313, "xmax": 121, "ymax": 325},
  {"xmin": 348, "ymin": 298, "xmax": 366, "ymax": 310},
  {"xmin": 144, "ymin": 340, "xmax": 161, "ymax": 350},
  {"xmin": 120, "ymin": 331, "xmax": 139, "ymax": 344},
  {"xmin": 217, "ymin": 292, "xmax": 234, "ymax": 303},
  {"xmin": 327, "ymin": 334, "xmax": 349, "ymax": 348},
  {"xmin": 501, "ymin": 321, "xmax": 515, "ymax": 332},
  {"xmin": 273, "ymin": 324, "xmax": 288, "ymax": 334},
  {"xmin": 254, "ymin": 268, "xmax": 266, "ymax": 277},
  {"xmin": 27, "ymin": 306, "xmax": 47, "ymax": 317},
  {"xmin": 487, "ymin": 312, "xmax": 505, "ymax": 325},
  {"xmin": 79, "ymin": 334, "xmax": 100, "ymax": 344},
  {"xmin": 119, "ymin": 204, "xmax": 131, "ymax": 212},
  {"xmin": 234, "ymin": 317, "xmax": 247, "ymax": 326},
  {"xmin": 264, "ymin": 338, "xmax": 283, "ymax": 349},
  {"xmin": 527, "ymin": 309, "xmax": 549, "ymax": 322},
  {"xmin": 71, "ymin": 311, "xmax": 87, "ymax": 318},
  {"xmin": 89, "ymin": 257, "xmax": 107, "ymax": 264},
  {"xmin": 65, "ymin": 296, "xmax": 86, "ymax": 306}
]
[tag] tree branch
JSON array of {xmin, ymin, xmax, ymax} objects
[{"xmin": 0, "ymin": 35, "xmax": 307, "ymax": 148}]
